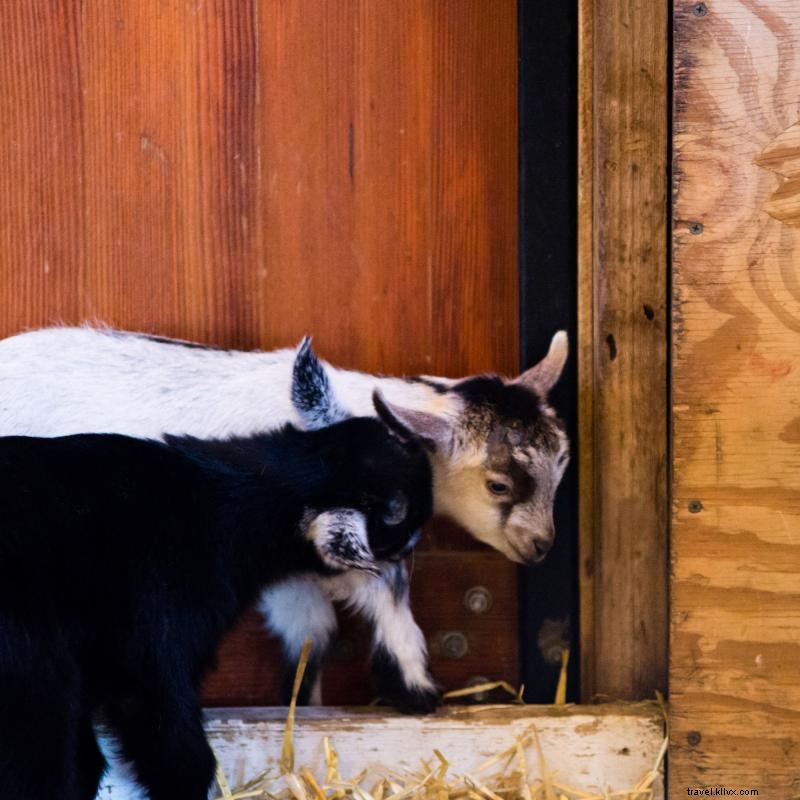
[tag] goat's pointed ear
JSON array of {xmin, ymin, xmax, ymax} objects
[
  {"xmin": 514, "ymin": 330, "xmax": 568, "ymax": 398},
  {"xmin": 372, "ymin": 389, "xmax": 452, "ymax": 454},
  {"xmin": 305, "ymin": 509, "xmax": 379, "ymax": 574},
  {"xmin": 292, "ymin": 337, "xmax": 350, "ymax": 429}
]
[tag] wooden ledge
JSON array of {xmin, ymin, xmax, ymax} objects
[{"xmin": 98, "ymin": 703, "xmax": 665, "ymax": 798}]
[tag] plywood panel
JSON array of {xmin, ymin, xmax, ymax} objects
[
  {"xmin": 672, "ymin": 1, "xmax": 800, "ymax": 795},
  {"xmin": 0, "ymin": 2, "xmax": 518, "ymax": 705},
  {"xmin": 578, "ymin": 0, "xmax": 669, "ymax": 701}
]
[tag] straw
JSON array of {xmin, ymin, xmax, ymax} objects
[{"xmin": 211, "ymin": 648, "xmax": 667, "ymax": 800}]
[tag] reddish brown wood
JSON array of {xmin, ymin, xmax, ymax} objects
[{"xmin": 0, "ymin": 1, "xmax": 518, "ymax": 705}]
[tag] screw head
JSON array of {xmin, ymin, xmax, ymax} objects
[
  {"xmin": 688, "ymin": 499, "xmax": 704, "ymax": 513},
  {"xmin": 687, "ymin": 730, "xmax": 702, "ymax": 746},
  {"xmin": 440, "ymin": 631, "xmax": 469, "ymax": 659},
  {"xmin": 692, "ymin": 2, "xmax": 707, "ymax": 16},
  {"xmin": 689, "ymin": 221, "xmax": 704, "ymax": 235},
  {"xmin": 464, "ymin": 586, "xmax": 492, "ymax": 614}
]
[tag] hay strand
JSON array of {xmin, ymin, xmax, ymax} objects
[
  {"xmin": 554, "ymin": 650, "xmax": 570, "ymax": 705},
  {"xmin": 281, "ymin": 638, "xmax": 314, "ymax": 774}
]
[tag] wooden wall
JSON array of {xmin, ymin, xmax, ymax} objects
[
  {"xmin": 672, "ymin": 1, "xmax": 800, "ymax": 795},
  {"xmin": 0, "ymin": 1, "xmax": 518, "ymax": 705},
  {"xmin": 578, "ymin": 0, "xmax": 669, "ymax": 702}
]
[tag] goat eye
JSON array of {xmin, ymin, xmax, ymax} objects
[
  {"xmin": 382, "ymin": 491, "xmax": 408, "ymax": 526},
  {"xmin": 486, "ymin": 480, "xmax": 511, "ymax": 497},
  {"xmin": 558, "ymin": 452, "xmax": 570, "ymax": 466}
]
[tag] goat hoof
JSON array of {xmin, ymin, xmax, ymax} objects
[{"xmin": 391, "ymin": 685, "xmax": 441, "ymax": 715}]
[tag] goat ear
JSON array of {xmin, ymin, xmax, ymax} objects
[
  {"xmin": 305, "ymin": 508, "xmax": 379, "ymax": 574},
  {"xmin": 291, "ymin": 336, "xmax": 350, "ymax": 429},
  {"xmin": 514, "ymin": 330, "xmax": 568, "ymax": 398},
  {"xmin": 372, "ymin": 389, "xmax": 452, "ymax": 454}
]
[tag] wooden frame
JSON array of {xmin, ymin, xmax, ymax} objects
[{"xmin": 578, "ymin": 0, "xmax": 669, "ymax": 702}]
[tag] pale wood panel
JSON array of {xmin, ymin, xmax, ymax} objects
[
  {"xmin": 0, "ymin": 1, "xmax": 518, "ymax": 705},
  {"xmin": 672, "ymin": 1, "xmax": 800, "ymax": 795},
  {"xmin": 578, "ymin": 0, "xmax": 669, "ymax": 701},
  {"xmin": 98, "ymin": 704, "xmax": 665, "ymax": 799}
]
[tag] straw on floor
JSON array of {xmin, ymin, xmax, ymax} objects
[{"xmin": 211, "ymin": 642, "xmax": 667, "ymax": 800}]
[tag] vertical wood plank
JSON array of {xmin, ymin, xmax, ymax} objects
[
  {"xmin": 0, "ymin": 2, "xmax": 85, "ymax": 332},
  {"xmin": 578, "ymin": 0, "xmax": 669, "ymax": 701},
  {"xmin": 672, "ymin": 1, "xmax": 800, "ymax": 795},
  {"xmin": 577, "ymin": 0, "xmax": 597, "ymax": 703}
]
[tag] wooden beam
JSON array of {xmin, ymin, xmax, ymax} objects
[
  {"xmin": 578, "ymin": 0, "xmax": 669, "ymax": 700},
  {"xmin": 672, "ymin": 1, "xmax": 800, "ymax": 795},
  {"xmin": 97, "ymin": 704, "xmax": 665, "ymax": 798}
]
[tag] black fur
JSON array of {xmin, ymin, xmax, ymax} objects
[
  {"xmin": 403, "ymin": 376, "xmax": 449, "ymax": 394},
  {"xmin": 452, "ymin": 375, "xmax": 545, "ymax": 428},
  {"xmin": 0, "ymin": 418, "xmax": 431, "ymax": 800},
  {"xmin": 371, "ymin": 644, "xmax": 441, "ymax": 714}
]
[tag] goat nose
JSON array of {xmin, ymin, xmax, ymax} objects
[
  {"xmin": 533, "ymin": 542, "xmax": 549, "ymax": 560},
  {"xmin": 532, "ymin": 534, "xmax": 554, "ymax": 562}
]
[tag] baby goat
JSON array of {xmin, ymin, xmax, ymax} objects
[{"xmin": 0, "ymin": 397, "xmax": 432, "ymax": 800}]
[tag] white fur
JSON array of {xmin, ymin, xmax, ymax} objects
[
  {"xmin": 0, "ymin": 327, "xmax": 300, "ymax": 438},
  {"xmin": 258, "ymin": 579, "xmax": 338, "ymax": 661},
  {"xmin": 318, "ymin": 564, "xmax": 434, "ymax": 692}
]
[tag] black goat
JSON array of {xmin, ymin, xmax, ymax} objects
[{"xmin": 0, "ymin": 396, "xmax": 432, "ymax": 800}]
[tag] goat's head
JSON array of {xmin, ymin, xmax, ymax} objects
[
  {"xmin": 294, "ymin": 381, "xmax": 433, "ymax": 571},
  {"xmin": 292, "ymin": 337, "xmax": 432, "ymax": 567},
  {"xmin": 363, "ymin": 333, "xmax": 570, "ymax": 565},
  {"xmin": 339, "ymin": 393, "xmax": 433, "ymax": 559},
  {"xmin": 290, "ymin": 333, "xmax": 569, "ymax": 566}
]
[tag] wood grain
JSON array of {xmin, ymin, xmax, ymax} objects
[
  {"xmin": 578, "ymin": 0, "xmax": 669, "ymax": 701},
  {"xmin": 0, "ymin": 2, "xmax": 518, "ymax": 705},
  {"xmin": 672, "ymin": 1, "xmax": 800, "ymax": 795}
]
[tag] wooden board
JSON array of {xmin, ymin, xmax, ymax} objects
[
  {"xmin": 0, "ymin": 0, "xmax": 517, "ymax": 377},
  {"xmin": 672, "ymin": 1, "xmax": 800, "ymax": 796},
  {"xmin": 578, "ymin": 0, "xmax": 669, "ymax": 701},
  {"xmin": 0, "ymin": 2, "xmax": 518, "ymax": 705},
  {"xmin": 96, "ymin": 704, "xmax": 665, "ymax": 799}
]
